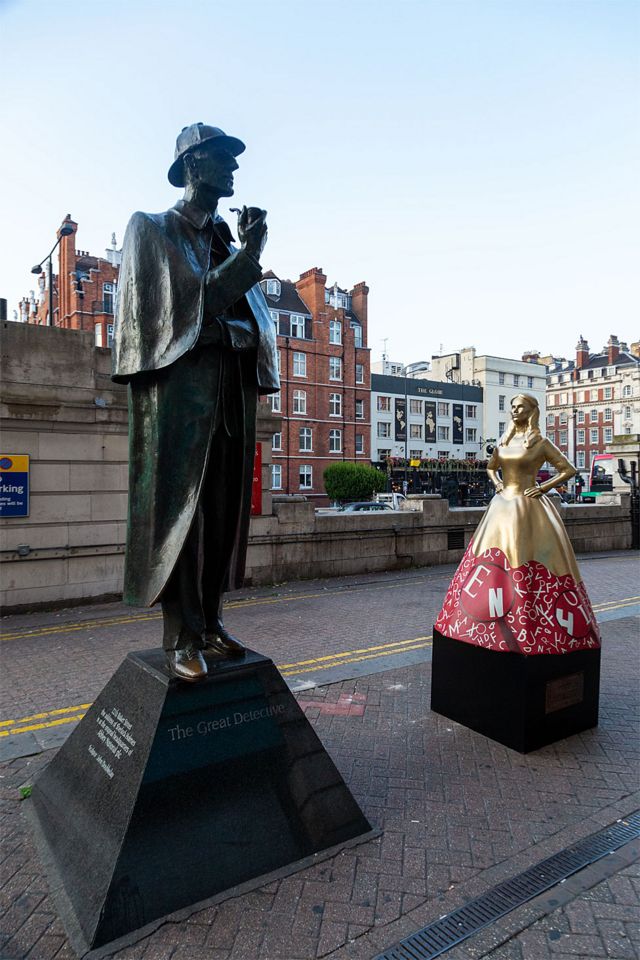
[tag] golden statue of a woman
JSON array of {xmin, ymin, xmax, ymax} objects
[{"xmin": 435, "ymin": 394, "xmax": 600, "ymax": 655}]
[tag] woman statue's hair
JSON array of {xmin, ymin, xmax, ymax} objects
[{"xmin": 500, "ymin": 393, "xmax": 543, "ymax": 449}]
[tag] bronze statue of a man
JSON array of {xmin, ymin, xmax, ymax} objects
[{"xmin": 112, "ymin": 123, "xmax": 280, "ymax": 681}]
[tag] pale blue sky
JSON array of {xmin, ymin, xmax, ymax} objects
[{"xmin": 1, "ymin": 0, "xmax": 638, "ymax": 364}]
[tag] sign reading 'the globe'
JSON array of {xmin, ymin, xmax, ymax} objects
[{"xmin": 0, "ymin": 455, "xmax": 30, "ymax": 517}]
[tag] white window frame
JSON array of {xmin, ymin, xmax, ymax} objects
[
  {"xmin": 293, "ymin": 352, "xmax": 306, "ymax": 377},
  {"xmin": 329, "ymin": 356, "xmax": 342, "ymax": 381},
  {"xmin": 377, "ymin": 421, "xmax": 391, "ymax": 438},
  {"xmin": 272, "ymin": 432, "xmax": 282, "ymax": 451},
  {"xmin": 604, "ymin": 427, "xmax": 613, "ymax": 443},
  {"xmin": 271, "ymin": 463, "xmax": 282, "ymax": 490},
  {"xmin": 293, "ymin": 389, "xmax": 307, "ymax": 415},
  {"xmin": 329, "ymin": 428, "xmax": 342, "ymax": 453},
  {"xmin": 299, "ymin": 427, "xmax": 313, "ymax": 452},
  {"xmin": 377, "ymin": 396, "xmax": 391, "ymax": 411},
  {"xmin": 409, "ymin": 399, "xmax": 422, "ymax": 415},
  {"xmin": 437, "ymin": 425, "xmax": 450, "ymax": 441},
  {"xmin": 299, "ymin": 465, "xmax": 312, "ymax": 489},
  {"xmin": 329, "ymin": 393, "xmax": 342, "ymax": 417},
  {"xmin": 355, "ymin": 399, "xmax": 364, "ymax": 419},
  {"xmin": 270, "ymin": 392, "xmax": 281, "ymax": 413},
  {"xmin": 266, "ymin": 278, "xmax": 281, "ymax": 297},
  {"xmin": 590, "ymin": 428, "xmax": 598, "ymax": 443},
  {"xmin": 355, "ymin": 433, "xmax": 364, "ymax": 454},
  {"xmin": 409, "ymin": 423, "xmax": 422, "ymax": 439},
  {"xmin": 290, "ymin": 314, "xmax": 306, "ymax": 338},
  {"xmin": 329, "ymin": 319, "xmax": 342, "ymax": 345},
  {"xmin": 355, "ymin": 363, "xmax": 364, "ymax": 384}
]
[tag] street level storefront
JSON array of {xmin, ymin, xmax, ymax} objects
[{"xmin": 373, "ymin": 456, "xmax": 494, "ymax": 505}]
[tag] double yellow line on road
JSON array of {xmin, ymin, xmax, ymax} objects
[{"xmin": 1, "ymin": 596, "xmax": 638, "ymax": 742}]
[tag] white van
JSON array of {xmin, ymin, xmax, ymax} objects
[{"xmin": 374, "ymin": 492, "xmax": 407, "ymax": 510}]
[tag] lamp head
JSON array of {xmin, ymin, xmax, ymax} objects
[
  {"xmin": 59, "ymin": 223, "xmax": 74, "ymax": 237},
  {"xmin": 30, "ymin": 264, "xmax": 43, "ymax": 275}
]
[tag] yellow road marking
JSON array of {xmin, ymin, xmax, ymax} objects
[
  {"xmin": 1, "ymin": 595, "xmax": 637, "ymax": 739},
  {"xmin": 0, "ymin": 703, "xmax": 90, "ymax": 728},
  {"xmin": 0, "ymin": 715, "xmax": 87, "ymax": 738}
]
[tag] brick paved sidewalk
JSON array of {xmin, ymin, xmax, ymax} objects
[{"xmin": 1, "ymin": 606, "xmax": 638, "ymax": 960}]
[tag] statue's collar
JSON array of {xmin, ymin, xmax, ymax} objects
[{"xmin": 173, "ymin": 199, "xmax": 233, "ymax": 242}]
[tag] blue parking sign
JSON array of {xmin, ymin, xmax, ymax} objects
[{"xmin": 0, "ymin": 455, "xmax": 30, "ymax": 517}]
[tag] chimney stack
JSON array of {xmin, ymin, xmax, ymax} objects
[
  {"xmin": 576, "ymin": 336, "xmax": 589, "ymax": 370},
  {"xmin": 607, "ymin": 335, "xmax": 620, "ymax": 365},
  {"xmin": 295, "ymin": 267, "xmax": 327, "ymax": 320}
]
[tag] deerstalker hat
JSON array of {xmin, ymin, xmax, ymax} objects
[{"xmin": 168, "ymin": 123, "xmax": 246, "ymax": 187}]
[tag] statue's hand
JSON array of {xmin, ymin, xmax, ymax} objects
[
  {"xmin": 493, "ymin": 481, "xmax": 504, "ymax": 494},
  {"xmin": 524, "ymin": 485, "xmax": 543, "ymax": 498},
  {"xmin": 236, "ymin": 205, "xmax": 268, "ymax": 262}
]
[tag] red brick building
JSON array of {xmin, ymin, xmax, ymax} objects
[
  {"xmin": 19, "ymin": 216, "xmax": 120, "ymax": 347},
  {"xmin": 262, "ymin": 267, "xmax": 371, "ymax": 500}
]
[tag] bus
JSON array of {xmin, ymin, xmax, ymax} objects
[{"xmin": 581, "ymin": 454, "xmax": 617, "ymax": 502}]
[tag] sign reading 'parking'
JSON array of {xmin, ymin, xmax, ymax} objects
[{"xmin": 0, "ymin": 455, "xmax": 30, "ymax": 517}]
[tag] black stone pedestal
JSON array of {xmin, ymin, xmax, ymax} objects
[
  {"xmin": 430, "ymin": 629, "xmax": 600, "ymax": 753},
  {"xmin": 28, "ymin": 649, "xmax": 373, "ymax": 956}
]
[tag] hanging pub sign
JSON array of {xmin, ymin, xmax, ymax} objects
[
  {"xmin": 452, "ymin": 403, "xmax": 464, "ymax": 445},
  {"xmin": 0, "ymin": 454, "xmax": 30, "ymax": 517},
  {"xmin": 424, "ymin": 401, "xmax": 437, "ymax": 444},
  {"xmin": 394, "ymin": 398, "xmax": 407, "ymax": 442}
]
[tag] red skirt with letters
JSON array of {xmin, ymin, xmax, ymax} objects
[{"xmin": 435, "ymin": 542, "xmax": 600, "ymax": 655}]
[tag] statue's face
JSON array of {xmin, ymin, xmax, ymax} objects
[
  {"xmin": 188, "ymin": 145, "xmax": 239, "ymax": 198},
  {"xmin": 511, "ymin": 396, "xmax": 533, "ymax": 426}
]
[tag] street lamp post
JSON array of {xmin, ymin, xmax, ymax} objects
[{"xmin": 31, "ymin": 222, "xmax": 74, "ymax": 326}]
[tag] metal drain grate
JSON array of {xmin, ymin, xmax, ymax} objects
[
  {"xmin": 375, "ymin": 811, "xmax": 640, "ymax": 960},
  {"xmin": 447, "ymin": 529, "xmax": 465, "ymax": 550}
]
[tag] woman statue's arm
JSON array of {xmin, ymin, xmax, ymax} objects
[
  {"xmin": 486, "ymin": 448, "xmax": 503, "ymax": 493},
  {"xmin": 524, "ymin": 439, "xmax": 577, "ymax": 498}
]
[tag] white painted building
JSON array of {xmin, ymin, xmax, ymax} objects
[{"xmin": 429, "ymin": 347, "xmax": 547, "ymax": 453}]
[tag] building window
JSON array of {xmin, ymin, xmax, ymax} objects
[
  {"xmin": 355, "ymin": 363, "xmax": 364, "ymax": 383},
  {"xmin": 437, "ymin": 425, "xmax": 450, "ymax": 441},
  {"xmin": 270, "ymin": 391, "xmax": 281, "ymax": 413},
  {"xmin": 498, "ymin": 395, "xmax": 505, "ymax": 411},
  {"xmin": 466, "ymin": 405, "xmax": 477, "ymax": 418},
  {"xmin": 272, "ymin": 432, "xmax": 282, "ymax": 451},
  {"xmin": 560, "ymin": 431, "xmax": 568, "ymax": 445},
  {"xmin": 329, "ymin": 393, "xmax": 342, "ymax": 417},
  {"xmin": 269, "ymin": 310, "xmax": 279, "ymax": 331},
  {"xmin": 377, "ymin": 396, "xmax": 391, "ymax": 411},
  {"xmin": 329, "ymin": 356, "xmax": 342, "ymax": 380},
  {"xmin": 513, "ymin": 374, "xmax": 520, "ymax": 386},
  {"xmin": 590, "ymin": 409, "xmax": 598, "ymax": 421},
  {"xmin": 355, "ymin": 399, "xmax": 364, "ymax": 419},
  {"xmin": 94, "ymin": 323, "xmax": 102, "ymax": 346},
  {"xmin": 577, "ymin": 429, "xmax": 585, "ymax": 444},
  {"xmin": 527, "ymin": 376, "xmax": 533, "ymax": 388},
  {"xmin": 293, "ymin": 352, "xmax": 306, "ymax": 377},
  {"xmin": 299, "ymin": 465, "xmax": 312, "ymax": 489},
  {"xmin": 107, "ymin": 323, "xmax": 114, "ymax": 347},
  {"xmin": 299, "ymin": 427, "xmax": 313, "ymax": 452},
  {"xmin": 625, "ymin": 405, "xmax": 632, "ymax": 420},
  {"xmin": 276, "ymin": 350, "xmax": 281, "ymax": 374},
  {"xmin": 355, "ymin": 433, "xmax": 364, "ymax": 454},
  {"xmin": 559, "ymin": 412, "xmax": 567, "ymax": 425},
  {"xmin": 103, "ymin": 282, "xmax": 115, "ymax": 314},
  {"xmin": 576, "ymin": 451, "xmax": 585, "ymax": 469},
  {"xmin": 329, "ymin": 428, "xmax": 342, "ymax": 452},
  {"xmin": 266, "ymin": 278, "xmax": 281, "ymax": 297},
  {"xmin": 465, "ymin": 428, "xmax": 477, "ymax": 443},
  {"xmin": 604, "ymin": 427, "xmax": 613, "ymax": 443},
  {"xmin": 466, "ymin": 451, "xmax": 477, "ymax": 461},
  {"xmin": 329, "ymin": 319, "xmax": 342, "ymax": 345},
  {"xmin": 271, "ymin": 463, "xmax": 282, "ymax": 490},
  {"xmin": 590, "ymin": 428, "xmax": 598, "ymax": 443},
  {"xmin": 377, "ymin": 422, "xmax": 391, "ymax": 438},
  {"xmin": 623, "ymin": 384, "xmax": 632, "ymax": 397},
  {"xmin": 498, "ymin": 422, "xmax": 506, "ymax": 435},
  {"xmin": 548, "ymin": 432, "xmax": 556, "ymax": 443},
  {"xmin": 378, "ymin": 448, "xmax": 391, "ymax": 460},
  {"xmin": 499, "ymin": 372, "xmax": 505, "ymax": 385},
  {"xmin": 292, "ymin": 389, "xmax": 306, "ymax": 414},
  {"xmin": 438, "ymin": 450, "xmax": 449, "ymax": 459},
  {"xmin": 290, "ymin": 314, "xmax": 306, "ymax": 338},
  {"xmin": 604, "ymin": 386, "xmax": 613, "ymax": 399},
  {"xmin": 409, "ymin": 399, "xmax": 422, "ymax": 415},
  {"xmin": 437, "ymin": 402, "xmax": 450, "ymax": 416},
  {"xmin": 604, "ymin": 407, "xmax": 612, "ymax": 421},
  {"xmin": 577, "ymin": 410, "xmax": 585, "ymax": 423},
  {"xmin": 547, "ymin": 413, "xmax": 555, "ymax": 426},
  {"xmin": 407, "ymin": 449, "xmax": 421, "ymax": 460},
  {"xmin": 352, "ymin": 322, "xmax": 363, "ymax": 347},
  {"xmin": 410, "ymin": 423, "xmax": 422, "ymax": 439}
]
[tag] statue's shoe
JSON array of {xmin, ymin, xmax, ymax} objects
[
  {"xmin": 204, "ymin": 622, "xmax": 246, "ymax": 658},
  {"xmin": 166, "ymin": 646, "xmax": 208, "ymax": 681}
]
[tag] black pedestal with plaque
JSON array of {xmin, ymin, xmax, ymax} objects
[
  {"xmin": 430, "ymin": 628, "xmax": 600, "ymax": 753},
  {"xmin": 28, "ymin": 649, "xmax": 372, "ymax": 956}
]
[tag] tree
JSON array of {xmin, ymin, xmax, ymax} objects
[{"xmin": 323, "ymin": 462, "xmax": 387, "ymax": 502}]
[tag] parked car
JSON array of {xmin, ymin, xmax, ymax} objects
[{"xmin": 340, "ymin": 501, "xmax": 394, "ymax": 512}]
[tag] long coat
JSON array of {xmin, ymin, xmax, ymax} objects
[{"xmin": 112, "ymin": 201, "xmax": 279, "ymax": 607}]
